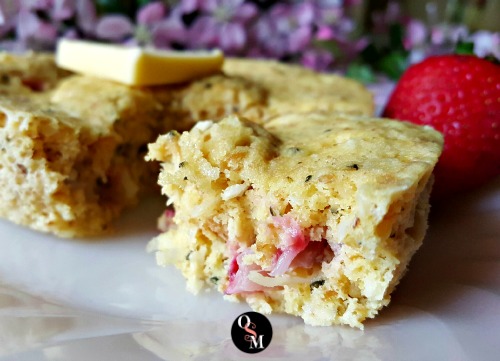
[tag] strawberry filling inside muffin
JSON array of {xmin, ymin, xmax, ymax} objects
[
  {"xmin": 269, "ymin": 216, "xmax": 309, "ymax": 276},
  {"xmin": 225, "ymin": 216, "xmax": 334, "ymax": 295},
  {"xmin": 225, "ymin": 250, "xmax": 266, "ymax": 294}
]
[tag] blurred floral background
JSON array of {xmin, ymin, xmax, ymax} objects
[{"xmin": 0, "ymin": 0, "xmax": 498, "ymax": 82}]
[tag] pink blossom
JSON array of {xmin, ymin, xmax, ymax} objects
[
  {"xmin": 251, "ymin": 15, "xmax": 288, "ymax": 58},
  {"xmin": 316, "ymin": 25, "xmax": 334, "ymax": 41},
  {"xmin": 231, "ymin": 2, "xmax": 257, "ymax": 23},
  {"xmin": 187, "ymin": 0, "xmax": 257, "ymax": 54},
  {"xmin": 294, "ymin": 2, "xmax": 315, "ymax": 26},
  {"xmin": 251, "ymin": 2, "xmax": 316, "ymax": 58},
  {"xmin": 0, "ymin": 0, "xmax": 20, "ymax": 36},
  {"xmin": 179, "ymin": 0, "xmax": 208, "ymax": 14},
  {"xmin": 301, "ymin": 49, "xmax": 333, "ymax": 71},
  {"xmin": 404, "ymin": 19, "xmax": 427, "ymax": 49},
  {"xmin": 218, "ymin": 22, "xmax": 246, "ymax": 52},
  {"xmin": 151, "ymin": 16, "xmax": 187, "ymax": 49},
  {"xmin": 430, "ymin": 25, "xmax": 468, "ymax": 46},
  {"xmin": 96, "ymin": 15, "xmax": 134, "ymax": 41},
  {"xmin": 76, "ymin": 0, "xmax": 97, "ymax": 35},
  {"xmin": 470, "ymin": 31, "xmax": 500, "ymax": 59},
  {"xmin": 316, "ymin": 5, "xmax": 343, "ymax": 25},
  {"xmin": 188, "ymin": 16, "xmax": 218, "ymax": 48},
  {"xmin": 51, "ymin": 0, "xmax": 74, "ymax": 21},
  {"xmin": 16, "ymin": 10, "xmax": 57, "ymax": 42},
  {"xmin": 189, "ymin": 15, "xmax": 248, "ymax": 54},
  {"xmin": 431, "ymin": 26, "xmax": 445, "ymax": 45},
  {"xmin": 137, "ymin": 2, "xmax": 166, "ymax": 26},
  {"xmin": 22, "ymin": 0, "xmax": 52, "ymax": 11},
  {"xmin": 288, "ymin": 26, "xmax": 312, "ymax": 53}
]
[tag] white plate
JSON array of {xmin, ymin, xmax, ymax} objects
[{"xmin": 1, "ymin": 177, "xmax": 499, "ymax": 361}]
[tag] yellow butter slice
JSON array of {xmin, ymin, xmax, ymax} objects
[{"xmin": 56, "ymin": 39, "xmax": 224, "ymax": 86}]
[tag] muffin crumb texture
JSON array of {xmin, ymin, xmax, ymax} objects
[
  {"xmin": 0, "ymin": 53, "xmax": 373, "ymax": 237},
  {"xmin": 148, "ymin": 113, "xmax": 443, "ymax": 328}
]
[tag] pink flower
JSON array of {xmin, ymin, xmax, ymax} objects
[
  {"xmin": 404, "ymin": 19, "xmax": 427, "ymax": 49},
  {"xmin": 288, "ymin": 26, "xmax": 312, "ymax": 53},
  {"xmin": 251, "ymin": 2, "xmax": 315, "ymax": 58},
  {"xmin": 431, "ymin": 26, "xmax": 445, "ymax": 45},
  {"xmin": 470, "ymin": 31, "xmax": 500, "ymax": 59},
  {"xmin": 22, "ymin": 0, "xmax": 52, "ymax": 11},
  {"xmin": 16, "ymin": 10, "xmax": 57, "ymax": 42},
  {"xmin": 293, "ymin": 1, "xmax": 315, "ymax": 26},
  {"xmin": 137, "ymin": 1, "xmax": 166, "ymax": 26},
  {"xmin": 76, "ymin": 0, "xmax": 97, "ymax": 35},
  {"xmin": 430, "ymin": 25, "xmax": 467, "ymax": 46},
  {"xmin": 151, "ymin": 16, "xmax": 187, "ymax": 49},
  {"xmin": 187, "ymin": 0, "xmax": 257, "ymax": 54},
  {"xmin": 188, "ymin": 16, "xmax": 219, "ymax": 48},
  {"xmin": 301, "ymin": 49, "xmax": 333, "ymax": 71},
  {"xmin": 316, "ymin": 25, "xmax": 334, "ymax": 41},
  {"xmin": 179, "ymin": 0, "xmax": 209, "ymax": 14},
  {"xmin": 0, "ymin": 0, "xmax": 20, "ymax": 36},
  {"xmin": 95, "ymin": 15, "xmax": 134, "ymax": 41},
  {"xmin": 218, "ymin": 21, "xmax": 245, "ymax": 51},
  {"xmin": 251, "ymin": 16, "xmax": 287, "ymax": 58},
  {"xmin": 51, "ymin": 0, "xmax": 75, "ymax": 21}
]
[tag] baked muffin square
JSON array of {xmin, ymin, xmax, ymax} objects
[
  {"xmin": 0, "ymin": 53, "xmax": 374, "ymax": 237},
  {"xmin": 147, "ymin": 113, "xmax": 443, "ymax": 328}
]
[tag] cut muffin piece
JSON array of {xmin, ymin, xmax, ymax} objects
[
  {"xmin": 0, "ymin": 52, "xmax": 70, "ymax": 95},
  {"xmin": 147, "ymin": 113, "xmax": 443, "ymax": 328},
  {"xmin": 223, "ymin": 58, "xmax": 374, "ymax": 119},
  {"xmin": 0, "ymin": 73, "xmax": 266, "ymax": 237},
  {"xmin": 152, "ymin": 73, "xmax": 267, "ymax": 131},
  {"xmin": 0, "ymin": 92, "xmax": 163, "ymax": 237},
  {"xmin": 0, "ymin": 53, "xmax": 374, "ymax": 237},
  {"xmin": 158, "ymin": 57, "xmax": 376, "ymax": 131}
]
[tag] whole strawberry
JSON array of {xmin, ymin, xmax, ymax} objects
[{"xmin": 383, "ymin": 54, "xmax": 500, "ymax": 197}]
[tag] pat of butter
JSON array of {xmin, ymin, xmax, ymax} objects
[{"xmin": 56, "ymin": 39, "xmax": 224, "ymax": 86}]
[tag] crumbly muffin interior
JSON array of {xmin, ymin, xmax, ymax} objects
[
  {"xmin": 0, "ymin": 54, "xmax": 375, "ymax": 237},
  {"xmin": 147, "ymin": 114, "xmax": 443, "ymax": 328}
]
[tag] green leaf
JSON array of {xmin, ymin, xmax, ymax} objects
[
  {"xmin": 377, "ymin": 51, "xmax": 408, "ymax": 80},
  {"xmin": 389, "ymin": 23, "xmax": 405, "ymax": 51},
  {"xmin": 455, "ymin": 41, "xmax": 475, "ymax": 55},
  {"xmin": 483, "ymin": 55, "xmax": 500, "ymax": 64},
  {"xmin": 360, "ymin": 43, "xmax": 381, "ymax": 64},
  {"xmin": 137, "ymin": 0, "xmax": 156, "ymax": 7},
  {"xmin": 346, "ymin": 63, "xmax": 375, "ymax": 84},
  {"xmin": 95, "ymin": 0, "xmax": 136, "ymax": 16}
]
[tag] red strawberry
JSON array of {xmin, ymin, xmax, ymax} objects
[{"xmin": 383, "ymin": 55, "xmax": 500, "ymax": 198}]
